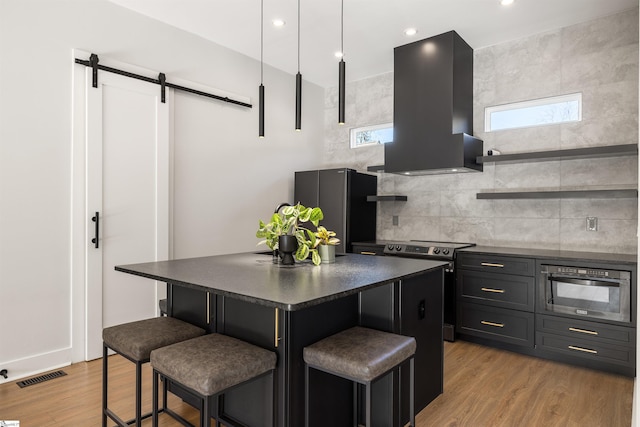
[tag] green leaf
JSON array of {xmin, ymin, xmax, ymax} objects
[
  {"xmin": 296, "ymin": 244, "xmax": 310, "ymax": 261},
  {"xmin": 309, "ymin": 207, "xmax": 324, "ymax": 226},
  {"xmin": 298, "ymin": 206, "xmax": 311, "ymax": 222},
  {"xmin": 311, "ymin": 250, "xmax": 321, "ymax": 266},
  {"xmin": 306, "ymin": 229, "xmax": 317, "ymax": 247}
]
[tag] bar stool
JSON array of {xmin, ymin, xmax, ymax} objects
[
  {"xmin": 150, "ymin": 333, "xmax": 277, "ymax": 427},
  {"xmin": 159, "ymin": 298, "xmax": 168, "ymax": 316},
  {"xmin": 102, "ymin": 316, "xmax": 206, "ymax": 427},
  {"xmin": 303, "ymin": 326, "xmax": 417, "ymax": 427}
]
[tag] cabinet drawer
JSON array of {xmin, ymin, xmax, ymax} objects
[
  {"xmin": 457, "ymin": 302, "xmax": 534, "ymax": 347},
  {"xmin": 456, "ymin": 253, "xmax": 535, "ymax": 276},
  {"xmin": 352, "ymin": 244, "xmax": 385, "ymax": 256},
  {"xmin": 536, "ymin": 332, "xmax": 635, "ymax": 367},
  {"xmin": 536, "ymin": 314, "xmax": 635, "ymax": 347},
  {"xmin": 458, "ymin": 270, "xmax": 535, "ymax": 311}
]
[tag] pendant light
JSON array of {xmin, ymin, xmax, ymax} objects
[
  {"xmin": 259, "ymin": 0, "xmax": 265, "ymax": 137},
  {"xmin": 295, "ymin": 0, "xmax": 302, "ymax": 131},
  {"xmin": 338, "ymin": 0, "xmax": 345, "ymax": 125}
]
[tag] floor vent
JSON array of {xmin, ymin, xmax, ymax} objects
[{"xmin": 16, "ymin": 370, "xmax": 67, "ymax": 388}]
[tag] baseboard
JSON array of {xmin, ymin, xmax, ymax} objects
[{"xmin": 0, "ymin": 347, "xmax": 72, "ymax": 385}]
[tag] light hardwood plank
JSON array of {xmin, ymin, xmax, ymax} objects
[{"xmin": 0, "ymin": 341, "xmax": 633, "ymax": 426}]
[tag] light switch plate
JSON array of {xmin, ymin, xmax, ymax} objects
[
  {"xmin": 392, "ymin": 215, "xmax": 399, "ymax": 226},
  {"xmin": 586, "ymin": 217, "xmax": 598, "ymax": 231}
]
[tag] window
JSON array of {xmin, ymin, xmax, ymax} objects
[
  {"xmin": 485, "ymin": 93, "xmax": 582, "ymax": 132},
  {"xmin": 350, "ymin": 123, "xmax": 393, "ymax": 148}
]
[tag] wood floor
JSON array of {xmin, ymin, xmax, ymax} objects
[{"xmin": 0, "ymin": 340, "xmax": 633, "ymax": 426}]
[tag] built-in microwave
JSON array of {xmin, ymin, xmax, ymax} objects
[{"xmin": 539, "ymin": 264, "xmax": 631, "ymax": 323}]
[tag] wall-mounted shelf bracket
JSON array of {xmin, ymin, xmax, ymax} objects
[{"xmin": 367, "ymin": 195, "xmax": 408, "ymax": 202}]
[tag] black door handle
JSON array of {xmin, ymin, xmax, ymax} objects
[
  {"xmin": 91, "ymin": 212, "xmax": 99, "ymax": 248},
  {"xmin": 418, "ymin": 300, "xmax": 426, "ymax": 319}
]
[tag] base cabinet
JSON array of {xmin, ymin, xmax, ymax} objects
[
  {"xmin": 458, "ymin": 302, "xmax": 534, "ymax": 347},
  {"xmin": 456, "ymin": 253, "xmax": 535, "ymax": 349},
  {"xmin": 536, "ymin": 314, "xmax": 636, "ymax": 376},
  {"xmin": 456, "ymin": 250, "xmax": 637, "ymax": 377}
]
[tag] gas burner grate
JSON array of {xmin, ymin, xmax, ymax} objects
[{"xmin": 16, "ymin": 370, "xmax": 67, "ymax": 388}]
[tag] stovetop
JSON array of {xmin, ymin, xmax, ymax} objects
[{"xmin": 381, "ymin": 240, "xmax": 475, "ymax": 260}]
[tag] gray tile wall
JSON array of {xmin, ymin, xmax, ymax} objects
[{"xmin": 322, "ymin": 9, "xmax": 639, "ymax": 254}]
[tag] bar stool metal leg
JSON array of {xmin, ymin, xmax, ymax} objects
[
  {"xmin": 365, "ymin": 381, "xmax": 372, "ymax": 427},
  {"xmin": 136, "ymin": 361, "xmax": 142, "ymax": 426},
  {"xmin": 152, "ymin": 370, "xmax": 159, "ymax": 427},
  {"xmin": 352, "ymin": 382, "xmax": 358, "ymax": 427},
  {"xmin": 305, "ymin": 363, "xmax": 310, "ymax": 427}
]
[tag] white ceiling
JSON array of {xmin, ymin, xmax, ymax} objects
[{"xmin": 108, "ymin": 0, "xmax": 638, "ymax": 88}]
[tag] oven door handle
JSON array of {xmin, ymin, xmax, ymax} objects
[{"xmin": 549, "ymin": 276, "xmax": 620, "ymax": 287}]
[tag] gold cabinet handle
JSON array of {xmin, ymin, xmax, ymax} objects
[
  {"xmin": 481, "ymin": 320, "xmax": 504, "ymax": 328},
  {"xmin": 568, "ymin": 345, "xmax": 597, "ymax": 354},
  {"xmin": 481, "ymin": 287, "xmax": 505, "ymax": 294},
  {"xmin": 206, "ymin": 292, "xmax": 211, "ymax": 326},
  {"xmin": 569, "ymin": 327, "xmax": 598, "ymax": 336},
  {"xmin": 360, "ymin": 251, "xmax": 377, "ymax": 255},
  {"xmin": 481, "ymin": 262, "xmax": 504, "ymax": 268},
  {"xmin": 274, "ymin": 308, "xmax": 280, "ymax": 348}
]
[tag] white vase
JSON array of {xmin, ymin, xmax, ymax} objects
[{"xmin": 318, "ymin": 245, "xmax": 336, "ymax": 264}]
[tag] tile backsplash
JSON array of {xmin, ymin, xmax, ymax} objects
[{"xmin": 322, "ymin": 8, "xmax": 638, "ymax": 254}]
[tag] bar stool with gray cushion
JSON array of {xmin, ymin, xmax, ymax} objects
[
  {"xmin": 150, "ymin": 333, "xmax": 277, "ymax": 427},
  {"xmin": 303, "ymin": 326, "xmax": 417, "ymax": 427},
  {"xmin": 102, "ymin": 316, "xmax": 206, "ymax": 427}
]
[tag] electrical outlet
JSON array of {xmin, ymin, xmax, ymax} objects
[
  {"xmin": 392, "ymin": 215, "xmax": 399, "ymax": 226},
  {"xmin": 586, "ymin": 217, "xmax": 598, "ymax": 231}
]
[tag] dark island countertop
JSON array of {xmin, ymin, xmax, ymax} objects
[
  {"xmin": 115, "ymin": 252, "xmax": 448, "ymax": 311},
  {"xmin": 459, "ymin": 245, "xmax": 637, "ymax": 265}
]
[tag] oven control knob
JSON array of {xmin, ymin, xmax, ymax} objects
[
  {"xmin": 443, "ymin": 248, "xmax": 450, "ymax": 255},
  {"xmin": 395, "ymin": 245, "xmax": 402, "ymax": 251},
  {"xmin": 387, "ymin": 244, "xmax": 395, "ymax": 251},
  {"xmin": 433, "ymin": 248, "xmax": 440, "ymax": 254}
]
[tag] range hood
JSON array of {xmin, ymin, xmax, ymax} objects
[{"xmin": 382, "ymin": 30, "xmax": 483, "ymax": 175}]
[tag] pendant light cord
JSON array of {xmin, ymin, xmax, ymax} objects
[
  {"xmin": 297, "ymin": 0, "xmax": 300, "ymax": 72},
  {"xmin": 260, "ymin": 0, "xmax": 264, "ymax": 84},
  {"xmin": 341, "ymin": 0, "xmax": 344, "ymax": 55}
]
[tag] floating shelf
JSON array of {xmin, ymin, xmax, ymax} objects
[
  {"xmin": 367, "ymin": 165, "xmax": 386, "ymax": 172},
  {"xmin": 477, "ymin": 144, "xmax": 638, "ymax": 164},
  {"xmin": 476, "ymin": 189, "xmax": 638, "ymax": 200},
  {"xmin": 367, "ymin": 195, "xmax": 408, "ymax": 202}
]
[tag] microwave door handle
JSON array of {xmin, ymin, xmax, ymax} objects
[{"xmin": 551, "ymin": 277, "xmax": 619, "ymax": 287}]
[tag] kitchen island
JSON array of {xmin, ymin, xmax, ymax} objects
[{"xmin": 116, "ymin": 252, "xmax": 447, "ymax": 427}]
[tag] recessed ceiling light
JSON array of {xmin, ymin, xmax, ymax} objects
[
  {"xmin": 334, "ymin": 51, "xmax": 344, "ymax": 58},
  {"xmin": 404, "ymin": 28, "xmax": 418, "ymax": 36},
  {"xmin": 500, "ymin": 0, "xmax": 514, "ymax": 5},
  {"xmin": 272, "ymin": 19, "xmax": 285, "ymax": 27}
]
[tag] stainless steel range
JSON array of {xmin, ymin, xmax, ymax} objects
[{"xmin": 382, "ymin": 240, "xmax": 475, "ymax": 341}]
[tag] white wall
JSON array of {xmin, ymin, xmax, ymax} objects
[{"xmin": 0, "ymin": 0, "xmax": 324, "ymax": 382}]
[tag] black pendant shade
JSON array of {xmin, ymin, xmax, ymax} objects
[
  {"xmin": 338, "ymin": 59, "xmax": 345, "ymax": 124},
  {"xmin": 295, "ymin": 72, "xmax": 302, "ymax": 130},
  {"xmin": 259, "ymin": 0, "xmax": 265, "ymax": 138},
  {"xmin": 259, "ymin": 83, "xmax": 265, "ymax": 137},
  {"xmin": 338, "ymin": 0, "xmax": 345, "ymax": 125}
]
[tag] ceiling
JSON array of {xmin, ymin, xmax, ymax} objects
[{"xmin": 108, "ymin": 0, "xmax": 638, "ymax": 88}]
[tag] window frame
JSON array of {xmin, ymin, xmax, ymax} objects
[
  {"xmin": 484, "ymin": 93, "xmax": 582, "ymax": 132},
  {"xmin": 349, "ymin": 123, "xmax": 393, "ymax": 148}
]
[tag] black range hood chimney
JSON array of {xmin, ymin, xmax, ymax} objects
[{"xmin": 383, "ymin": 30, "xmax": 483, "ymax": 175}]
